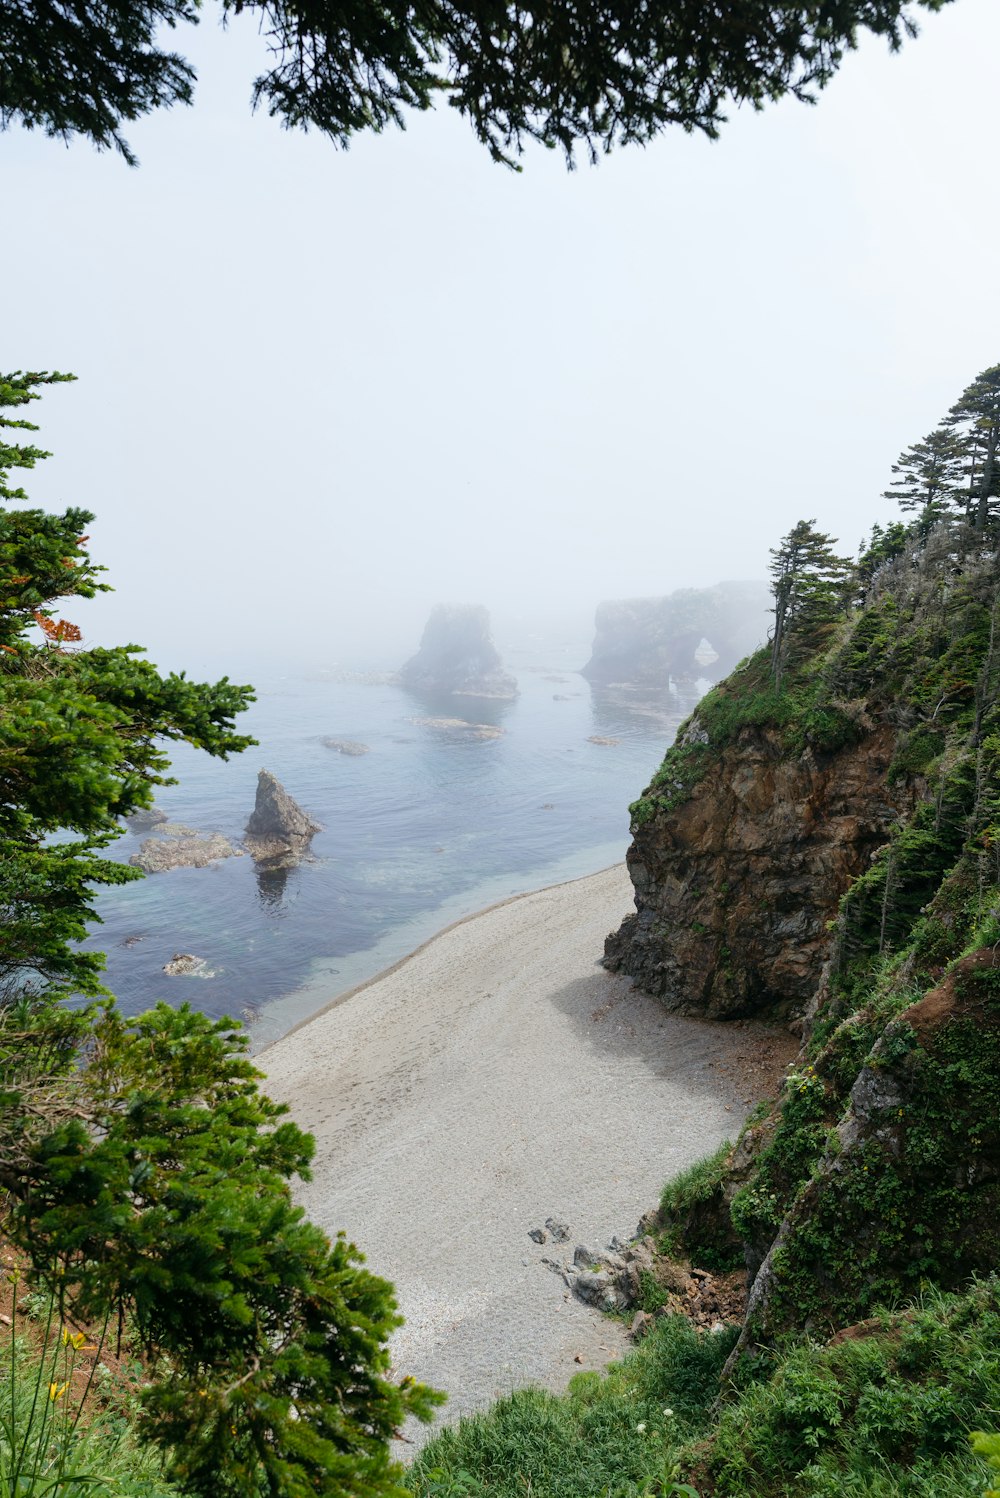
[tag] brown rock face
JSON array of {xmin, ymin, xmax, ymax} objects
[{"xmin": 605, "ymin": 723, "xmax": 917, "ymax": 1020}]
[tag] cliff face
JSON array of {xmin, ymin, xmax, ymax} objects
[
  {"xmin": 626, "ymin": 527, "xmax": 1000, "ymax": 1354},
  {"xmin": 606, "ymin": 713, "xmax": 918, "ymax": 1021}
]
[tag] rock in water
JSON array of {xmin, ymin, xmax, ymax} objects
[
  {"xmin": 244, "ymin": 770, "xmax": 321, "ymax": 868},
  {"xmin": 321, "ymin": 738, "xmax": 370, "ymax": 756},
  {"xmin": 130, "ymin": 830, "xmax": 242, "ymax": 872},
  {"xmin": 163, "ymin": 953, "xmax": 214, "ymax": 977},
  {"xmin": 398, "ymin": 604, "xmax": 518, "ymax": 699},
  {"xmin": 124, "ymin": 804, "xmax": 169, "ymax": 832},
  {"xmin": 581, "ymin": 582, "xmax": 771, "ymax": 689}
]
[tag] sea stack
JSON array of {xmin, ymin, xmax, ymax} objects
[
  {"xmin": 399, "ymin": 605, "xmax": 518, "ymax": 700},
  {"xmin": 581, "ymin": 581, "xmax": 771, "ymax": 688},
  {"xmin": 244, "ymin": 770, "xmax": 321, "ymax": 868}
]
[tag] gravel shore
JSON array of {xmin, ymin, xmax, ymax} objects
[{"xmin": 261, "ymin": 864, "xmax": 795, "ymax": 1441}]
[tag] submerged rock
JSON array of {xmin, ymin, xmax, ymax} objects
[
  {"xmin": 124, "ymin": 805, "xmax": 168, "ymax": 832},
  {"xmin": 162, "ymin": 953, "xmax": 214, "ymax": 977},
  {"xmin": 244, "ymin": 770, "xmax": 321, "ymax": 868},
  {"xmin": 399, "ymin": 604, "xmax": 518, "ymax": 699},
  {"xmin": 321, "ymin": 738, "xmax": 370, "ymax": 756},
  {"xmin": 130, "ymin": 831, "xmax": 242, "ymax": 873},
  {"xmin": 409, "ymin": 717, "xmax": 504, "ymax": 742}
]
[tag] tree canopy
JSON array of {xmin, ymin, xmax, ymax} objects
[
  {"xmin": 0, "ymin": 0, "xmax": 952, "ymax": 166},
  {"xmin": 0, "ymin": 372, "xmax": 441, "ymax": 1496}
]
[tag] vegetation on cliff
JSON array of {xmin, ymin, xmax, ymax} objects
[{"xmin": 0, "ymin": 372, "xmax": 440, "ymax": 1496}]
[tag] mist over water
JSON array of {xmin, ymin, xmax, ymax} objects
[{"xmin": 88, "ymin": 639, "xmax": 703, "ymax": 1049}]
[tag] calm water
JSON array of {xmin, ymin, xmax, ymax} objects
[{"xmin": 87, "ymin": 647, "xmax": 696, "ymax": 1048}]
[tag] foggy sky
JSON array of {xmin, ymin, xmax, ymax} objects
[{"xmin": 4, "ymin": 0, "xmax": 999, "ymax": 677}]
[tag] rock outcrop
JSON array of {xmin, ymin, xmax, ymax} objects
[
  {"xmin": 124, "ymin": 804, "xmax": 168, "ymax": 832},
  {"xmin": 244, "ymin": 770, "xmax": 320, "ymax": 867},
  {"xmin": 399, "ymin": 605, "xmax": 518, "ymax": 699},
  {"xmin": 321, "ymin": 738, "xmax": 370, "ymax": 756},
  {"xmin": 130, "ymin": 826, "xmax": 243, "ymax": 872},
  {"xmin": 605, "ymin": 718, "xmax": 917, "ymax": 1020},
  {"xmin": 409, "ymin": 716, "xmax": 504, "ymax": 741},
  {"xmin": 582, "ymin": 581, "xmax": 770, "ymax": 689},
  {"xmin": 162, "ymin": 952, "xmax": 215, "ymax": 977}
]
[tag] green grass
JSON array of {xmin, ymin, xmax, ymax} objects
[
  {"xmin": 404, "ymin": 1315, "xmax": 737, "ymax": 1498},
  {"xmin": 404, "ymin": 1285, "xmax": 1000, "ymax": 1498},
  {"xmin": 687, "ymin": 1280, "xmax": 1000, "ymax": 1496},
  {"xmin": 0, "ymin": 1332, "xmax": 177, "ymax": 1497}
]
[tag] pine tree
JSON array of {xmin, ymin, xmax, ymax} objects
[
  {"xmin": 0, "ymin": 0, "xmax": 949, "ymax": 168},
  {"xmin": 883, "ymin": 428, "xmax": 963, "ymax": 535},
  {"xmin": 0, "ymin": 372, "xmax": 443, "ymax": 1496},
  {"xmin": 944, "ymin": 364, "xmax": 1000, "ymax": 531},
  {"xmin": 770, "ymin": 519, "xmax": 851, "ymax": 688}
]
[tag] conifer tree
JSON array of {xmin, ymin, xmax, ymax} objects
[
  {"xmin": 883, "ymin": 428, "xmax": 963, "ymax": 535},
  {"xmin": 770, "ymin": 519, "xmax": 851, "ymax": 688},
  {"xmin": 0, "ymin": 0, "xmax": 951, "ymax": 168},
  {"xmin": 944, "ymin": 363, "xmax": 1000, "ymax": 531},
  {"xmin": 0, "ymin": 371, "xmax": 442, "ymax": 1496}
]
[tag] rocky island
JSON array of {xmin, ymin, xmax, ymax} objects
[
  {"xmin": 244, "ymin": 769, "xmax": 321, "ymax": 868},
  {"xmin": 399, "ymin": 604, "xmax": 518, "ymax": 699},
  {"xmin": 581, "ymin": 580, "xmax": 770, "ymax": 689}
]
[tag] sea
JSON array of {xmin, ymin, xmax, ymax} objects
[{"xmin": 86, "ymin": 638, "xmax": 702, "ymax": 1050}]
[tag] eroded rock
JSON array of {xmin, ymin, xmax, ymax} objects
[
  {"xmin": 322, "ymin": 738, "xmax": 370, "ymax": 756},
  {"xmin": 605, "ymin": 722, "xmax": 920, "ymax": 1021},
  {"xmin": 244, "ymin": 771, "xmax": 320, "ymax": 868},
  {"xmin": 399, "ymin": 605, "xmax": 518, "ymax": 699},
  {"xmin": 163, "ymin": 953, "xmax": 214, "ymax": 977},
  {"xmin": 410, "ymin": 717, "xmax": 504, "ymax": 741},
  {"xmin": 130, "ymin": 831, "xmax": 242, "ymax": 873}
]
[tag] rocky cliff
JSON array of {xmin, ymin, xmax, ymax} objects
[
  {"xmin": 399, "ymin": 605, "xmax": 517, "ymax": 700},
  {"xmin": 581, "ymin": 581, "xmax": 770, "ymax": 689},
  {"xmin": 605, "ymin": 701, "xmax": 917, "ymax": 1022},
  {"xmin": 609, "ymin": 522, "xmax": 1000, "ymax": 1352}
]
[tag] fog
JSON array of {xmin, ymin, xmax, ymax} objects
[{"xmin": 4, "ymin": 0, "xmax": 999, "ymax": 678}]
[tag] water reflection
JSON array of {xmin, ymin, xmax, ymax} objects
[
  {"xmin": 587, "ymin": 677, "xmax": 704, "ymax": 741},
  {"xmin": 255, "ymin": 862, "xmax": 291, "ymax": 909}
]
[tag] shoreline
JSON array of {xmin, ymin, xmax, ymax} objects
[
  {"xmin": 255, "ymin": 859, "xmax": 623, "ymax": 1058},
  {"xmin": 261, "ymin": 864, "xmax": 796, "ymax": 1438}
]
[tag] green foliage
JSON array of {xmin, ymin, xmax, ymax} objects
[
  {"xmin": 686, "ymin": 1282, "xmax": 1000, "ymax": 1496},
  {"xmin": 970, "ymin": 1431, "xmax": 1000, "ymax": 1498},
  {"xmin": 2, "ymin": 998, "xmax": 444, "ymax": 1498},
  {"xmin": 657, "ymin": 1142, "xmax": 743, "ymax": 1272},
  {"xmin": 0, "ymin": 0, "xmax": 950, "ymax": 167},
  {"xmin": 769, "ymin": 520, "xmax": 852, "ymax": 687},
  {"xmin": 0, "ymin": 1288, "xmax": 176, "ymax": 1497},
  {"xmin": 405, "ymin": 1314, "xmax": 734, "ymax": 1498},
  {"xmin": 0, "ymin": 372, "xmax": 442, "ymax": 1496},
  {"xmin": 0, "ymin": 371, "xmax": 254, "ymax": 997}
]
